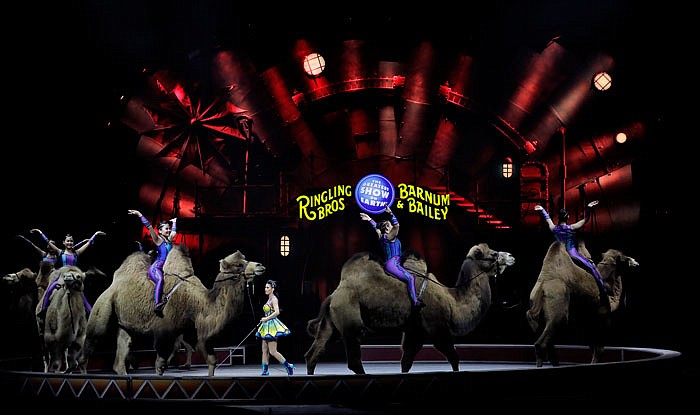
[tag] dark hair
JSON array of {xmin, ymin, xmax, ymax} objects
[
  {"xmin": 158, "ymin": 221, "xmax": 171, "ymax": 230},
  {"xmin": 558, "ymin": 209, "xmax": 570, "ymax": 222},
  {"xmin": 267, "ymin": 279, "xmax": 279, "ymax": 292},
  {"xmin": 377, "ymin": 221, "xmax": 391, "ymax": 233}
]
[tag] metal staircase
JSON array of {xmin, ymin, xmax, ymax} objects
[{"xmin": 428, "ymin": 186, "xmax": 511, "ymax": 229}]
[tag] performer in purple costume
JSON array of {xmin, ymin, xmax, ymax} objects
[
  {"xmin": 535, "ymin": 200, "xmax": 607, "ymax": 296},
  {"xmin": 128, "ymin": 209, "xmax": 177, "ymax": 315},
  {"xmin": 360, "ymin": 206, "xmax": 425, "ymax": 309},
  {"xmin": 17, "ymin": 232, "xmax": 57, "ymax": 271},
  {"xmin": 35, "ymin": 229, "xmax": 105, "ymax": 315}
]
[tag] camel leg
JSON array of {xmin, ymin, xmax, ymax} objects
[
  {"xmin": 49, "ymin": 342, "xmax": 64, "ymax": 373},
  {"xmin": 154, "ymin": 334, "xmax": 179, "ymax": 376},
  {"xmin": 168, "ymin": 336, "xmax": 194, "ymax": 370},
  {"xmin": 80, "ymin": 296, "xmax": 113, "ymax": 372},
  {"xmin": 113, "ymin": 328, "xmax": 132, "ymax": 375},
  {"xmin": 342, "ymin": 335, "xmax": 365, "ymax": 375},
  {"xmin": 65, "ymin": 341, "xmax": 82, "ymax": 373},
  {"xmin": 328, "ymin": 300, "xmax": 366, "ymax": 375},
  {"xmin": 41, "ymin": 336, "xmax": 51, "ymax": 373},
  {"xmin": 532, "ymin": 284, "xmax": 568, "ymax": 367},
  {"xmin": 589, "ymin": 312, "xmax": 610, "ymax": 364},
  {"xmin": 206, "ymin": 353, "xmax": 218, "ymax": 377},
  {"xmin": 535, "ymin": 307, "xmax": 566, "ymax": 367},
  {"xmin": 432, "ymin": 335, "xmax": 459, "ymax": 372},
  {"xmin": 181, "ymin": 331, "xmax": 198, "ymax": 370},
  {"xmin": 36, "ymin": 317, "xmax": 49, "ymax": 372},
  {"xmin": 180, "ymin": 339, "xmax": 193, "ymax": 370},
  {"xmin": 165, "ymin": 336, "xmax": 193, "ymax": 370},
  {"xmin": 591, "ymin": 345, "xmax": 605, "ymax": 364},
  {"xmin": 198, "ymin": 341, "xmax": 218, "ymax": 377},
  {"xmin": 400, "ymin": 331, "xmax": 424, "ymax": 373},
  {"xmin": 589, "ymin": 305, "xmax": 610, "ymax": 364},
  {"xmin": 304, "ymin": 314, "xmax": 336, "ymax": 375}
]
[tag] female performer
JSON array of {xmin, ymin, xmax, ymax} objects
[
  {"xmin": 256, "ymin": 279, "xmax": 294, "ymax": 376},
  {"xmin": 535, "ymin": 200, "xmax": 607, "ymax": 297},
  {"xmin": 128, "ymin": 210, "xmax": 177, "ymax": 315},
  {"xmin": 360, "ymin": 206, "xmax": 424, "ymax": 310}
]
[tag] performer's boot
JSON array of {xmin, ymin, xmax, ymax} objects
[
  {"xmin": 261, "ymin": 363, "xmax": 269, "ymax": 376},
  {"xmin": 154, "ymin": 298, "xmax": 168, "ymax": 316},
  {"xmin": 282, "ymin": 360, "xmax": 295, "ymax": 375},
  {"xmin": 410, "ymin": 298, "xmax": 426, "ymax": 316}
]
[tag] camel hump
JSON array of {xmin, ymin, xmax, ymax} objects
[
  {"xmin": 577, "ymin": 240, "xmax": 592, "ymax": 261},
  {"xmin": 340, "ymin": 251, "xmax": 427, "ymax": 281},
  {"xmin": 339, "ymin": 252, "xmax": 380, "ymax": 279},
  {"xmin": 545, "ymin": 241, "xmax": 566, "ymax": 257},
  {"xmin": 163, "ymin": 245, "xmax": 195, "ymax": 277}
]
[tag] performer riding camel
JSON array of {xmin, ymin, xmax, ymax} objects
[
  {"xmin": 535, "ymin": 200, "xmax": 607, "ymax": 299},
  {"xmin": 360, "ymin": 206, "xmax": 425, "ymax": 310}
]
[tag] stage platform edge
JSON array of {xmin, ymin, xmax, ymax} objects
[{"xmin": 0, "ymin": 343, "xmax": 684, "ymax": 406}]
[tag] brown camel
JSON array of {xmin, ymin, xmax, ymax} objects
[
  {"xmin": 305, "ymin": 243, "xmax": 516, "ymax": 374},
  {"xmin": 3, "ymin": 268, "xmax": 38, "ymax": 316},
  {"xmin": 36, "ymin": 260, "xmax": 54, "ymax": 302},
  {"xmin": 526, "ymin": 241, "xmax": 639, "ymax": 367},
  {"xmin": 2, "ymin": 268, "xmax": 41, "ymax": 357},
  {"xmin": 79, "ymin": 246, "xmax": 265, "ymax": 376},
  {"xmin": 42, "ymin": 265, "xmax": 88, "ymax": 373}
]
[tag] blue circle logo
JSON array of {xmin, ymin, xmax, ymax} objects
[{"xmin": 355, "ymin": 174, "xmax": 395, "ymax": 214}]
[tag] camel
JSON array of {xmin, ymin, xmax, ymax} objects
[
  {"xmin": 36, "ymin": 260, "xmax": 54, "ymax": 302},
  {"xmin": 79, "ymin": 246, "xmax": 265, "ymax": 376},
  {"xmin": 304, "ymin": 243, "xmax": 516, "ymax": 374},
  {"xmin": 2, "ymin": 268, "xmax": 41, "ymax": 357},
  {"xmin": 3, "ymin": 268, "xmax": 38, "ymax": 317},
  {"xmin": 526, "ymin": 241, "xmax": 639, "ymax": 367},
  {"xmin": 42, "ymin": 265, "xmax": 88, "ymax": 373}
]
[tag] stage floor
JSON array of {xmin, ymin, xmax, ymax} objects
[
  {"xmin": 128, "ymin": 360, "xmax": 540, "ymax": 377},
  {"xmin": 0, "ymin": 344, "xmax": 688, "ymax": 410}
]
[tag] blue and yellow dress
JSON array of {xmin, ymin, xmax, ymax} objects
[{"xmin": 256, "ymin": 300, "xmax": 291, "ymax": 340}]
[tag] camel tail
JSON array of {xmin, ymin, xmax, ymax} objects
[
  {"xmin": 307, "ymin": 295, "xmax": 332, "ymax": 337},
  {"xmin": 526, "ymin": 281, "xmax": 544, "ymax": 332}
]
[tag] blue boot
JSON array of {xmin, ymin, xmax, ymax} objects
[
  {"xmin": 282, "ymin": 360, "xmax": 294, "ymax": 376},
  {"xmin": 261, "ymin": 363, "xmax": 269, "ymax": 376}
]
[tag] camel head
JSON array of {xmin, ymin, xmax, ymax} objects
[
  {"xmin": 219, "ymin": 250, "xmax": 266, "ymax": 284},
  {"xmin": 599, "ymin": 249, "xmax": 639, "ymax": 269},
  {"xmin": 497, "ymin": 251, "xmax": 516, "ymax": 274},
  {"xmin": 58, "ymin": 266, "xmax": 86, "ymax": 292},
  {"xmin": 598, "ymin": 249, "xmax": 639, "ymax": 282},
  {"xmin": 466, "ymin": 243, "xmax": 515, "ymax": 275},
  {"xmin": 3, "ymin": 268, "xmax": 36, "ymax": 285}
]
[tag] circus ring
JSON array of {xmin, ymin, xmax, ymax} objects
[{"xmin": 0, "ymin": 344, "xmax": 683, "ymax": 411}]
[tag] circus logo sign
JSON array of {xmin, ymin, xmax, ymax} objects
[
  {"xmin": 296, "ymin": 185, "xmax": 352, "ymax": 221},
  {"xmin": 354, "ymin": 174, "xmax": 395, "ymax": 214}
]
